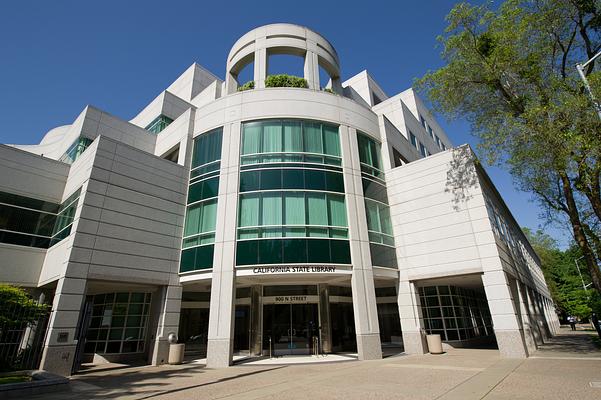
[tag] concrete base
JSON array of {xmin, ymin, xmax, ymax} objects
[
  {"xmin": 522, "ymin": 327, "xmax": 537, "ymax": 354},
  {"xmin": 206, "ymin": 338, "xmax": 233, "ymax": 368},
  {"xmin": 495, "ymin": 330, "xmax": 528, "ymax": 358},
  {"xmin": 402, "ymin": 331, "xmax": 428, "ymax": 355},
  {"xmin": 356, "ymin": 333, "xmax": 382, "ymax": 360},
  {"xmin": 39, "ymin": 344, "xmax": 77, "ymax": 376},
  {"xmin": 150, "ymin": 339, "xmax": 170, "ymax": 366}
]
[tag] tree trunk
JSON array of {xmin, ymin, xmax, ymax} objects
[{"xmin": 559, "ymin": 172, "xmax": 601, "ymax": 294}]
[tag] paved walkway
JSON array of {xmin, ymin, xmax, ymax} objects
[{"xmin": 24, "ymin": 327, "xmax": 601, "ymax": 400}]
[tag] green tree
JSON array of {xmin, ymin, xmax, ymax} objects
[
  {"xmin": 0, "ymin": 284, "xmax": 48, "ymax": 327},
  {"xmin": 524, "ymin": 228, "xmax": 599, "ymax": 318},
  {"xmin": 417, "ymin": 0, "xmax": 601, "ymax": 293}
]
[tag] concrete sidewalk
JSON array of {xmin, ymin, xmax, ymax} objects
[{"xmin": 25, "ymin": 327, "xmax": 601, "ymax": 400}]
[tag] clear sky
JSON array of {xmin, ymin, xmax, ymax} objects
[{"xmin": 0, "ymin": 0, "xmax": 570, "ymax": 247}]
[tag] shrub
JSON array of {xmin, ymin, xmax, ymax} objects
[
  {"xmin": 265, "ymin": 74, "xmax": 308, "ymax": 88},
  {"xmin": 0, "ymin": 284, "xmax": 48, "ymax": 327},
  {"xmin": 237, "ymin": 80, "xmax": 254, "ymax": 91}
]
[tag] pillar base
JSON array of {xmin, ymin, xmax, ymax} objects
[
  {"xmin": 495, "ymin": 330, "xmax": 528, "ymax": 358},
  {"xmin": 206, "ymin": 338, "xmax": 233, "ymax": 368},
  {"xmin": 402, "ymin": 331, "xmax": 428, "ymax": 355},
  {"xmin": 356, "ymin": 333, "xmax": 382, "ymax": 360},
  {"xmin": 39, "ymin": 344, "xmax": 77, "ymax": 376},
  {"xmin": 150, "ymin": 338, "xmax": 170, "ymax": 366}
]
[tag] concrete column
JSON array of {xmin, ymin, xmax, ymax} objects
[
  {"xmin": 516, "ymin": 282, "xmax": 537, "ymax": 353},
  {"xmin": 206, "ymin": 122, "xmax": 240, "ymax": 368},
  {"xmin": 546, "ymin": 298, "xmax": 559, "ymax": 335},
  {"xmin": 482, "ymin": 270, "xmax": 528, "ymax": 358},
  {"xmin": 304, "ymin": 51, "xmax": 320, "ymax": 90},
  {"xmin": 342, "ymin": 125, "xmax": 382, "ymax": 360},
  {"xmin": 149, "ymin": 284, "xmax": 182, "ymax": 366},
  {"xmin": 397, "ymin": 278, "xmax": 427, "ymax": 354},
  {"xmin": 226, "ymin": 72, "xmax": 238, "ymax": 94},
  {"xmin": 318, "ymin": 284, "xmax": 332, "ymax": 353},
  {"xmin": 39, "ymin": 276, "xmax": 87, "ymax": 376},
  {"xmin": 249, "ymin": 285, "xmax": 262, "ymax": 356},
  {"xmin": 533, "ymin": 291, "xmax": 551, "ymax": 339},
  {"xmin": 254, "ymin": 47, "xmax": 268, "ymax": 89}
]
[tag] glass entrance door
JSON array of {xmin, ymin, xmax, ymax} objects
[{"xmin": 264, "ymin": 303, "xmax": 318, "ymax": 356}]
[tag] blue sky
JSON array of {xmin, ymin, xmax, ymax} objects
[{"xmin": 0, "ymin": 0, "xmax": 570, "ymax": 247}]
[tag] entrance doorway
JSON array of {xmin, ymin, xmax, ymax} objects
[{"xmin": 263, "ymin": 303, "xmax": 318, "ymax": 356}]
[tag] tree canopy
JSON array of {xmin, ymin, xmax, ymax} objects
[{"xmin": 417, "ymin": 0, "xmax": 601, "ymax": 293}]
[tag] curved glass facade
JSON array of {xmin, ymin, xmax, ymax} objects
[
  {"xmin": 356, "ymin": 132, "xmax": 397, "ymax": 269},
  {"xmin": 236, "ymin": 119, "xmax": 351, "ymax": 266},
  {"xmin": 180, "ymin": 128, "xmax": 222, "ymax": 273}
]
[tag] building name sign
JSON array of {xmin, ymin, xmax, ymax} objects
[{"xmin": 252, "ymin": 266, "xmax": 337, "ymax": 274}]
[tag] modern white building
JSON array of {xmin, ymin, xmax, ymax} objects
[{"xmin": 0, "ymin": 24, "xmax": 559, "ymax": 376}]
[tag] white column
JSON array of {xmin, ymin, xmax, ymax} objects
[
  {"xmin": 482, "ymin": 270, "xmax": 529, "ymax": 358},
  {"xmin": 516, "ymin": 282, "xmax": 537, "ymax": 353},
  {"xmin": 397, "ymin": 278, "xmax": 427, "ymax": 354},
  {"xmin": 254, "ymin": 45, "xmax": 268, "ymax": 89},
  {"xmin": 39, "ymin": 276, "xmax": 86, "ymax": 376},
  {"xmin": 342, "ymin": 126, "xmax": 382, "ymax": 360},
  {"xmin": 149, "ymin": 284, "xmax": 182, "ymax": 365},
  {"xmin": 304, "ymin": 51, "xmax": 320, "ymax": 90},
  {"xmin": 206, "ymin": 122, "xmax": 240, "ymax": 368}
]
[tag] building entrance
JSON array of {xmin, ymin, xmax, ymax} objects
[{"xmin": 263, "ymin": 303, "xmax": 319, "ymax": 356}]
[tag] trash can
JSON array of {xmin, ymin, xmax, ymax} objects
[
  {"xmin": 168, "ymin": 343, "xmax": 185, "ymax": 364},
  {"xmin": 426, "ymin": 334, "xmax": 443, "ymax": 354}
]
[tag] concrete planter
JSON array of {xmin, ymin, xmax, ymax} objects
[
  {"xmin": 426, "ymin": 334, "xmax": 443, "ymax": 354},
  {"xmin": 168, "ymin": 343, "xmax": 185, "ymax": 365}
]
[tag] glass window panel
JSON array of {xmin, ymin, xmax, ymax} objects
[
  {"xmin": 261, "ymin": 193, "xmax": 282, "ymax": 226},
  {"xmin": 196, "ymin": 245, "xmax": 214, "ymax": 269},
  {"xmin": 193, "ymin": 129, "xmax": 222, "ymax": 168},
  {"xmin": 284, "ymin": 193, "xmax": 305, "ymax": 225},
  {"xmin": 283, "ymin": 121, "xmax": 303, "ymax": 152},
  {"xmin": 282, "ymin": 239, "xmax": 307, "ymax": 263},
  {"xmin": 259, "ymin": 239, "xmax": 282, "ymax": 264},
  {"xmin": 307, "ymin": 239, "xmax": 330, "ymax": 263},
  {"xmin": 284, "ymin": 227, "xmax": 306, "ymax": 237},
  {"xmin": 322, "ymin": 124, "xmax": 341, "ymax": 157},
  {"xmin": 260, "ymin": 169, "xmax": 282, "ymax": 190},
  {"xmin": 262, "ymin": 121, "xmax": 282, "ymax": 153},
  {"xmin": 200, "ymin": 200, "xmax": 217, "ymax": 232},
  {"xmin": 365, "ymin": 200, "xmax": 381, "ymax": 232},
  {"xmin": 330, "ymin": 240, "xmax": 351, "ymax": 264},
  {"xmin": 327, "ymin": 195, "xmax": 347, "ymax": 227},
  {"xmin": 325, "ymin": 172, "xmax": 344, "ymax": 193},
  {"xmin": 303, "ymin": 122, "xmax": 323, "ymax": 154},
  {"xmin": 240, "ymin": 171, "xmax": 260, "ymax": 192},
  {"xmin": 202, "ymin": 178, "xmax": 219, "ymax": 200},
  {"xmin": 239, "ymin": 194, "xmax": 260, "ymax": 227},
  {"xmin": 109, "ymin": 328, "xmax": 123, "ymax": 340},
  {"xmin": 304, "ymin": 170, "xmax": 326, "ymax": 191},
  {"xmin": 306, "ymin": 193, "xmax": 327, "ymax": 225},
  {"xmin": 184, "ymin": 204, "xmax": 201, "ymax": 236},
  {"xmin": 236, "ymin": 240, "xmax": 259, "ymax": 265},
  {"xmin": 379, "ymin": 205, "xmax": 393, "ymax": 235},
  {"xmin": 307, "ymin": 227, "xmax": 328, "ymax": 237},
  {"xmin": 282, "ymin": 169, "xmax": 304, "ymax": 190},
  {"xmin": 242, "ymin": 123, "xmax": 262, "ymax": 154}
]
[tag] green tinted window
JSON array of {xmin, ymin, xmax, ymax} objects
[
  {"xmin": 192, "ymin": 128, "xmax": 223, "ymax": 169},
  {"xmin": 241, "ymin": 120, "xmax": 341, "ymax": 164},
  {"xmin": 237, "ymin": 192, "xmax": 347, "ymax": 239},
  {"xmin": 236, "ymin": 239, "xmax": 351, "ymax": 266},
  {"xmin": 145, "ymin": 115, "xmax": 173, "ymax": 134}
]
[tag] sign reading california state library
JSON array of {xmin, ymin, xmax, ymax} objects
[{"xmin": 252, "ymin": 266, "xmax": 337, "ymax": 274}]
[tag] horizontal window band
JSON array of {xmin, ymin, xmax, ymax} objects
[{"xmin": 240, "ymin": 163, "xmax": 343, "ymax": 173}]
